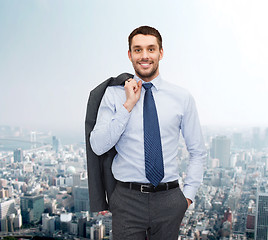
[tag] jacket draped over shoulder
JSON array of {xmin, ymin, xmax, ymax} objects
[{"xmin": 85, "ymin": 73, "xmax": 133, "ymax": 212}]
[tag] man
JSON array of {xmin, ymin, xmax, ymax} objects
[{"xmin": 90, "ymin": 26, "xmax": 206, "ymax": 240}]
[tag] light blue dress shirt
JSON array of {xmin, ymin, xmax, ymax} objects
[{"xmin": 90, "ymin": 74, "xmax": 206, "ymax": 201}]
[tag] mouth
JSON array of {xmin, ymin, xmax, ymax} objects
[{"xmin": 139, "ymin": 62, "xmax": 151, "ymax": 69}]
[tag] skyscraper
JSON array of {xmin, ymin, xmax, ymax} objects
[
  {"xmin": 252, "ymin": 127, "xmax": 261, "ymax": 150},
  {"xmin": 264, "ymin": 127, "xmax": 268, "ymax": 148},
  {"xmin": 73, "ymin": 186, "xmax": 90, "ymax": 212},
  {"xmin": 52, "ymin": 136, "xmax": 60, "ymax": 153},
  {"xmin": 0, "ymin": 199, "xmax": 16, "ymax": 220},
  {"xmin": 232, "ymin": 132, "xmax": 243, "ymax": 149},
  {"xmin": 13, "ymin": 148, "xmax": 23, "ymax": 163},
  {"xmin": 20, "ymin": 194, "xmax": 44, "ymax": 224},
  {"xmin": 210, "ymin": 136, "xmax": 231, "ymax": 168},
  {"xmin": 255, "ymin": 192, "xmax": 268, "ymax": 240},
  {"xmin": 30, "ymin": 131, "xmax": 37, "ymax": 149}
]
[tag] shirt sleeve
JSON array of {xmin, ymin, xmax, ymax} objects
[
  {"xmin": 90, "ymin": 87, "xmax": 131, "ymax": 156},
  {"xmin": 181, "ymin": 94, "xmax": 207, "ymax": 201}
]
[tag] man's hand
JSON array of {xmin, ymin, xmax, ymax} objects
[
  {"xmin": 186, "ymin": 198, "xmax": 192, "ymax": 208},
  {"xmin": 123, "ymin": 78, "xmax": 142, "ymax": 112}
]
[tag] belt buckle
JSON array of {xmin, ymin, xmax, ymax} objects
[{"xmin": 140, "ymin": 185, "xmax": 150, "ymax": 193}]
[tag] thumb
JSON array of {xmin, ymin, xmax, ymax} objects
[{"xmin": 138, "ymin": 80, "xmax": 142, "ymax": 89}]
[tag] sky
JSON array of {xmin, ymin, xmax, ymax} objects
[{"xmin": 0, "ymin": 0, "xmax": 267, "ymax": 142}]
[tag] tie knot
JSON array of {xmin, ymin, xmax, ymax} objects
[{"xmin": 142, "ymin": 83, "xmax": 153, "ymax": 90}]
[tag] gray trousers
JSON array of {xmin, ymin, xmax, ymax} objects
[{"xmin": 109, "ymin": 183, "xmax": 188, "ymax": 240}]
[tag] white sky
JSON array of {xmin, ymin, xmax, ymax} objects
[{"xmin": 0, "ymin": 0, "xmax": 267, "ymax": 140}]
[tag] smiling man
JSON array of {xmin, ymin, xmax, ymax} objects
[{"xmin": 90, "ymin": 26, "xmax": 206, "ymax": 240}]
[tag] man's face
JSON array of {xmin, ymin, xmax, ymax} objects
[{"xmin": 128, "ymin": 34, "xmax": 163, "ymax": 82}]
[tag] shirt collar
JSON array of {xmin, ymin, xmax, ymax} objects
[{"xmin": 133, "ymin": 74, "xmax": 162, "ymax": 91}]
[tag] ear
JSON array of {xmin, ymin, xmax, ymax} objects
[
  {"xmin": 128, "ymin": 50, "xmax": 132, "ymax": 61},
  {"xmin": 159, "ymin": 48, "xmax": 164, "ymax": 60}
]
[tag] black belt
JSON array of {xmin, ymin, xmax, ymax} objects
[{"xmin": 117, "ymin": 180, "xmax": 179, "ymax": 193}]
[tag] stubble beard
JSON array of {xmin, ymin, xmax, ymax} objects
[{"xmin": 133, "ymin": 62, "xmax": 159, "ymax": 81}]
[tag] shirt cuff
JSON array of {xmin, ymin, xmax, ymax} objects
[{"xmin": 182, "ymin": 185, "xmax": 196, "ymax": 203}]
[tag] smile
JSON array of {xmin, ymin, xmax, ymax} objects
[{"xmin": 139, "ymin": 63, "xmax": 151, "ymax": 68}]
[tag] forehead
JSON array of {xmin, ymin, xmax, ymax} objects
[{"xmin": 131, "ymin": 34, "xmax": 159, "ymax": 48}]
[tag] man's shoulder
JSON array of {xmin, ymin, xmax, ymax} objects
[
  {"xmin": 106, "ymin": 84, "xmax": 125, "ymax": 92},
  {"xmin": 102, "ymin": 85, "xmax": 125, "ymax": 100},
  {"xmin": 91, "ymin": 73, "xmax": 131, "ymax": 97},
  {"xmin": 162, "ymin": 80, "xmax": 192, "ymax": 98}
]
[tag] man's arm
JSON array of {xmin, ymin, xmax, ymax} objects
[
  {"xmin": 90, "ymin": 79, "xmax": 142, "ymax": 155},
  {"xmin": 181, "ymin": 94, "xmax": 207, "ymax": 203}
]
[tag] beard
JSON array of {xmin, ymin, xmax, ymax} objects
[{"xmin": 132, "ymin": 61, "xmax": 159, "ymax": 81}]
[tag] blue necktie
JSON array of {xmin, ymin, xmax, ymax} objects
[{"xmin": 143, "ymin": 83, "xmax": 164, "ymax": 187}]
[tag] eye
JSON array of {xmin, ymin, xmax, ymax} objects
[
  {"xmin": 149, "ymin": 48, "xmax": 155, "ymax": 52},
  {"xmin": 134, "ymin": 49, "xmax": 141, "ymax": 53}
]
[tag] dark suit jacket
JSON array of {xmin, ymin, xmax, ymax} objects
[{"xmin": 85, "ymin": 73, "xmax": 133, "ymax": 212}]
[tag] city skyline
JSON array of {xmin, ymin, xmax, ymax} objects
[
  {"xmin": 1, "ymin": 0, "xmax": 268, "ymax": 141},
  {"xmin": 0, "ymin": 121, "xmax": 267, "ymax": 238}
]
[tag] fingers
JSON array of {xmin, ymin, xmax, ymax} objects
[
  {"xmin": 125, "ymin": 79, "xmax": 143, "ymax": 93},
  {"xmin": 137, "ymin": 80, "xmax": 142, "ymax": 88},
  {"xmin": 123, "ymin": 79, "xmax": 142, "ymax": 112},
  {"xmin": 125, "ymin": 78, "xmax": 134, "ymax": 86},
  {"xmin": 125, "ymin": 78, "xmax": 137, "ymax": 92},
  {"xmin": 135, "ymin": 80, "xmax": 142, "ymax": 93}
]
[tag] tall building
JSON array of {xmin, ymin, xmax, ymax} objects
[
  {"xmin": 264, "ymin": 127, "xmax": 268, "ymax": 148},
  {"xmin": 73, "ymin": 173, "xmax": 82, "ymax": 187},
  {"xmin": 13, "ymin": 148, "xmax": 23, "ymax": 163},
  {"xmin": 30, "ymin": 131, "xmax": 37, "ymax": 149},
  {"xmin": 255, "ymin": 192, "xmax": 268, "ymax": 240},
  {"xmin": 210, "ymin": 136, "xmax": 231, "ymax": 168},
  {"xmin": 60, "ymin": 213, "xmax": 72, "ymax": 233},
  {"xmin": 52, "ymin": 136, "xmax": 60, "ymax": 153},
  {"xmin": 252, "ymin": 127, "xmax": 261, "ymax": 150},
  {"xmin": 73, "ymin": 186, "xmax": 90, "ymax": 212},
  {"xmin": 232, "ymin": 132, "xmax": 243, "ymax": 149},
  {"xmin": 42, "ymin": 213, "xmax": 55, "ymax": 236},
  {"xmin": 20, "ymin": 194, "xmax": 44, "ymax": 224},
  {"xmin": 78, "ymin": 216, "xmax": 87, "ymax": 238},
  {"xmin": 0, "ymin": 199, "xmax": 16, "ymax": 220}
]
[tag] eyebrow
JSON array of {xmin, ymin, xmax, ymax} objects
[{"xmin": 132, "ymin": 44, "xmax": 157, "ymax": 49}]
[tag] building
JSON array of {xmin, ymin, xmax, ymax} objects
[
  {"xmin": 30, "ymin": 131, "xmax": 37, "ymax": 149},
  {"xmin": 232, "ymin": 132, "xmax": 243, "ymax": 149},
  {"xmin": 0, "ymin": 199, "xmax": 16, "ymax": 220},
  {"xmin": 20, "ymin": 194, "xmax": 44, "ymax": 224},
  {"xmin": 89, "ymin": 220, "xmax": 105, "ymax": 240},
  {"xmin": 73, "ymin": 186, "xmax": 90, "ymax": 212},
  {"xmin": 96, "ymin": 211, "xmax": 112, "ymax": 237},
  {"xmin": 0, "ymin": 179, "xmax": 8, "ymax": 188},
  {"xmin": 52, "ymin": 136, "xmax": 60, "ymax": 153},
  {"xmin": 210, "ymin": 136, "xmax": 231, "ymax": 168},
  {"xmin": 72, "ymin": 173, "xmax": 82, "ymax": 187},
  {"xmin": 0, "ymin": 189, "xmax": 8, "ymax": 199},
  {"xmin": 13, "ymin": 148, "xmax": 23, "ymax": 163},
  {"xmin": 264, "ymin": 127, "xmax": 268, "ymax": 147},
  {"xmin": 70, "ymin": 219, "xmax": 78, "ymax": 235},
  {"xmin": 42, "ymin": 213, "xmax": 55, "ymax": 236},
  {"xmin": 252, "ymin": 127, "xmax": 261, "ymax": 150},
  {"xmin": 60, "ymin": 213, "xmax": 72, "ymax": 233},
  {"xmin": 255, "ymin": 192, "xmax": 268, "ymax": 240},
  {"xmin": 0, "ymin": 199, "xmax": 21, "ymax": 232}
]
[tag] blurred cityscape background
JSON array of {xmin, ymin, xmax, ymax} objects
[{"xmin": 0, "ymin": 124, "xmax": 267, "ymax": 239}]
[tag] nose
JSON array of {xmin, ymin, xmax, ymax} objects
[{"xmin": 141, "ymin": 50, "xmax": 149, "ymax": 59}]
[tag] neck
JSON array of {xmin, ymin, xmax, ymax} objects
[{"xmin": 136, "ymin": 72, "xmax": 160, "ymax": 82}]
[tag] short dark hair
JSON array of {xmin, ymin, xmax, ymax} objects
[{"xmin": 128, "ymin": 26, "xmax": 162, "ymax": 51}]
